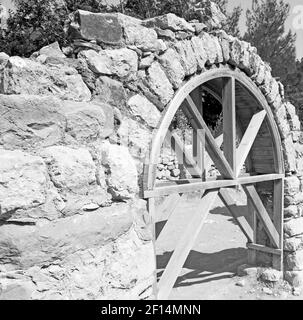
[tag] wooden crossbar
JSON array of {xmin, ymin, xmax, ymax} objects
[
  {"xmin": 144, "ymin": 174, "xmax": 284, "ymax": 198},
  {"xmin": 157, "ymin": 190, "xmax": 218, "ymax": 300}
]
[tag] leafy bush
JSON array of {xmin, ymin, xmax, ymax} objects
[
  {"xmin": 0, "ymin": 0, "xmax": 241, "ymax": 57},
  {"xmin": 0, "ymin": 0, "xmax": 67, "ymax": 57}
]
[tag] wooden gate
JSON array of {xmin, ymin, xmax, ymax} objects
[{"xmin": 143, "ymin": 68, "xmax": 284, "ymax": 300}]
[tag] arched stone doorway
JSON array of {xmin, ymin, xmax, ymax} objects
[{"xmin": 143, "ymin": 66, "xmax": 285, "ymax": 300}]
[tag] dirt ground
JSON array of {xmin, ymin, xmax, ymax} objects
[{"xmin": 155, "ymin": 189, "xmax": 303, "ymax": 300}]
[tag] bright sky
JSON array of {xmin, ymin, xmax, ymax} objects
[
  {"xmin": 1, "ymin": 0, "xmax": 302, "ymax": 59},
  {"xmin": 227, "ymin": 0, "xmax": 303, "ymax": 59}
]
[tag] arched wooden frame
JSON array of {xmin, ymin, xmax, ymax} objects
[{"xmin": 143, "ymin": 68, "xmax": 285, "ymax": 300}]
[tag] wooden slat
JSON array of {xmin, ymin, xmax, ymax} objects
[
  {"xmin": 184, "ymin": 96, "xmax": 234, "ymax": 179},
  {"xmin": 204, "ymin": 134, "xmax": 223, "ymax": 173},
  {"xmin": 144, "ymin": 174, "xmax": 285, "ymax": 198},
  {"xmin": 219, "ymin": 188, "xmax": 254, "ymax": 243},
  {"xmin": 236, "ymin": 110, "xmax": 267, "ymax": 177},
  {"xmin": 156, "ymin": 193, "xmax": 182, "ymax": 223},
  {"xmin": 247, "ymin": 243, "xmax": 282, "ymax": 256},
  {"xmin": 223, "ymin": 77, "xmax": 236, "ymax": 176},
  {"xmin": 247, "ymin": 198, "xmax": 257, "ymax": 265},
  {"xmin": 273, "ymin": 178, "xmax": 284, "ymax": 270},
  {"xmin": 190, "ymin": 87, "xmax": 204, "ymax": 178},
  {"xmin": 157, "ymin": 190, "xmax": 218, "ymax": 300},
  {"xmin": 148, "ymin": 198, "xmax": 158, "ymax": 298},
  {"xmin": 243, "ymin": 185, "xmax": 280, "ymax": 248},
  {"xmin": 168, "ymin": 131, "xmax": 201, "ymax": 178},
  {"xmin": 156, "ymin": 192, "xmax": 205, "ymax": 244}
]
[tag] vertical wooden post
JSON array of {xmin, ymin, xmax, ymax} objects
[
  {"xmin": 190, "ymin": 86, "xmax": 205, "ymax": 179},
  {"xmin": 148, "ymin": 198, "xmax": 158, "ymax": 299},
  {"xmin": 222, "ymin": 77, "xmax": 236, "ymax": 177},
  {"xmin": 247, "ymin": 197, "xmax": 257, "ymax": 265},
  {"xmin": 273, "ymin": 178, "xmax": 284, "ymax": 271}
]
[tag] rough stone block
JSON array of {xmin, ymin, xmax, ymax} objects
[
  {"xmin": 284, "ymin": 205, "xmax": 300, "ymax": 219},
  {"xmin": 0, "ymin": 150, "xmax": 48, "ymax": 216},
  {"xmin": 274, "ymin": 106, "xmax": 291, "ymax": 139},
  {"xmin": 62, "ymin": 100, "xmax": 114, "ymax": 142},
  {"xmin": 124, "ymin": 21, "xmax": 162, "ymax": 52},
  {"xmin": 41, "ymin": 146, "xmax": 96, "ymax": 194},
  {"xmin": 37, "ymin": 41, "xmax": 66, "ymax": 62},
  {"xmin": 118, "ymin": 117, "xmax": 152, "ymax": 161},
  {"xmin": 0, "ymin": 94, "xmax": 65, "ymax": 150},
  {"xmin": 260, "ymin": 269, "xmax": 282, "ymax": 282},
  {"xmin": 200, "ymin": 32, "xmax": 219, "ymax": 65},
  {"xmin": 94, "ymin": 76, "xmax": 127, "ymax": 110},
  {"xmin": 158, "ymin": 48, "xmax": 185, "ymax": 89},
  {"xmin": 285, "ymin": 271, "xmax": 303, "ymax": 288},
  {"xmin": 0, "ymin": 56, "xmax": 91, "ymax": 101},
  {"xmin": 0, "ymin": 280, "xmax": 35, "ymax": 300},
  {"xmin": 101, "ymin": 141, "xmax": 138, "ymax": 200},
  {"xmin": 228, "ymin": 38, "xmax": 241, "ymax": 66},
  {"xmin": 282, "ymin": 136, "xmax": 296, "ymax": 173},
  {"xmin": 191, "ymin": 36, "xmax": 208, "ymax": 70},
  {"xmin": 284, "ymin": 217, "xmax": 303, "ymax": 237},
  {"xmin": 286, "ymin": 249, "xmax": 303, "ymax": 271},
  {"xmin": 0, "ymin": 203, "xmax": 134, "ymax": 270},
  {"xmin": 143, "ymin": 13, "xmax": 194, "ymax": 32},
  {"xmin": 127, "ymin": 94, "xmax": 160, "ymax": 128},
  {"xmin": 69, "ymin": 10, "xmax": 125, "ymax": 45},
  {"xmin": 284, "ymin": 176, "xmax": 301, "ymax": 196},
  {"xmin": 174, "ymin": 40, "xmax": 198, "ymax": 76},
  {"xmin": 79, "ymin": 48, "xmax": 138, "ymax": 79},
  {"xmin": 145, "ymin": 62, "xmax": 174, "ymax": 107},
  {"xmin": 284, "ymin": 236, "xmax": 303, "ymax": 252}
]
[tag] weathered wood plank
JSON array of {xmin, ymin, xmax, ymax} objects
[
  {"xmin": 247, "ymin": 198, "xmax": 257, "ymax": 265},
  {"xmin": 156, "ymin": 193, "xmax": 182, "ymax": 223},
  {"xmin": 157, "ymin": 190, "xmax": 218, "ymax": 300},
  {"xmin": 236, "ymin": 110, "xmax": 267, "ymax": 177},
  {"xmin": 223, "ymin": 77, "xmax": 236, "ymax": 176},
  {"xmin": 243, "ymin": 185, "xmax": 280, "ymax": 248},
  {"xmin": 190, "ymin": 87, "xmax": 204, "ymax": 178},
  {"xmin": 144, "ymin": 174, "xmax": 284, "ymax": 198},
  {"xmin": 148, "ymin": 198, "xmax": 158, "ymax": 298},
  {"xmin": 204, "ymin": 134, "xmax": 223, "ymax": 174},
  {"xmin": 219, "ymin": 188, "xmax": 254, "ymax": 242}
]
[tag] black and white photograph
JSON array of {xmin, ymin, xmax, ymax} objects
[{"xmin": 0, "ymin": 0, "xmax": 303, "ymax": 304}]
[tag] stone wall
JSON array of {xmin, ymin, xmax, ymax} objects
[{"xmin": 1, "ymin": 1, "xmax": 303, "ymax": 299}]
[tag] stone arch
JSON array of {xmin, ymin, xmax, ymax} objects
[{"xmin": 0, "ymin": 5, "xmax": 303, "ymax": 300}]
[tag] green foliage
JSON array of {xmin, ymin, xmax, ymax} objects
[
  {"xmin": 243, "ymin": 0, "xmax": 297, "ymax": 82},
  {"xmin": 285, "ymin": 59, "xmax": 303, "ymax": 121},
  {"xmin": 212, "ymin": 0, "xmax": 242, "ymax": 37},
  {"xmin": 0, "ymin": 0, "xmax": 67, "ymax": 57}
]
